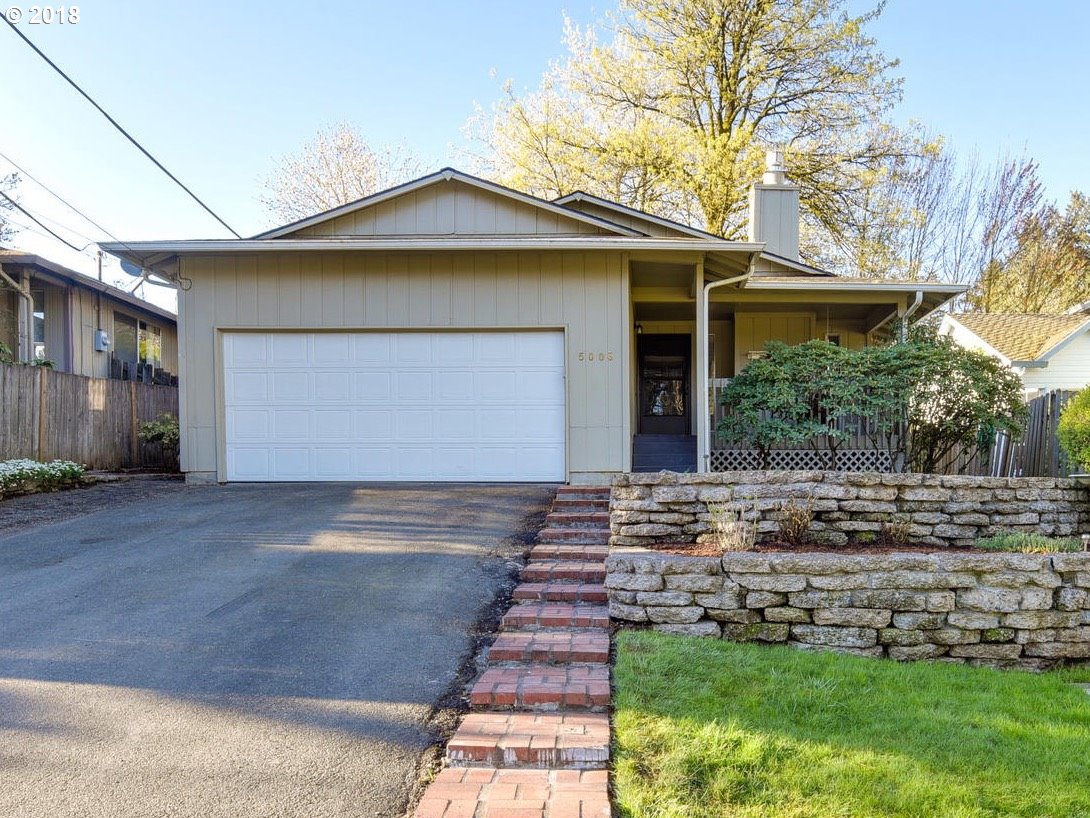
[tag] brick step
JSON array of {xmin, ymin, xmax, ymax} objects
[
  {"xmin": 528, "ymin": 543, "xmax": 608, "ymax": 562},
  {"xmin": 544, "ymin": 511, "xmax": 610, "ymax": 528},
  {"xmin": 520, "ymin": 561, "xmax": 606, "ymax": 583},
  {"xmin": 446, "ymin": 712, "xmax": 611, "ymax": 770},
  {"xmin": 414, "ymin": 768, "xmax": 610, "ymax": 818},
  {"xmin": 537, "ymin": 527, "xmax": 610, "ymax": 544},
  {"xmin": 502, "ymin": 603, "xmax": 610, "ymax": 631},
  {"xmin": 512, "ymin": 582, "xmax": 608, "ymax": 604},
  {"xmin": 556, "ymin": 485, "xmax": 611, "ymax": 496},
  {"xmin": 552, "ymin": 497, "xmax": 609, "ymax": 511},
  {"xmin": 489, "ymin": 630, "xmax": 610, "ymax": 664},
  {"xmin": 469, "ymin": 663, "xmax": 610, "ymax": 711}
]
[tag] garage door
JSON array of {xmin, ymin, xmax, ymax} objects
[{"xmin": 223, "ymin": 331, "xmax": 566, "ymax": 481}]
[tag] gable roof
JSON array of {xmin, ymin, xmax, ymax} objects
[
  {"xmin": 553, "ymin": 191, "xmax": 721, "ymax": 240},
  {"xmin": 255, "ymin": 168, "xmax": 644, "ymax": 240},
  {"xmin": 0, "ymin": 249, "xmax": 176, "ymax": 322},
  {"xmin": 948, "ymin": 312, "xmax": 1090, "ymax": 362}
]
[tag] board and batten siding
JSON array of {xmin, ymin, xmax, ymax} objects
[
  {"xmin": 293, "ymin": 181, "xmax": 612, "ymax": 238},
  {"xmin": 66, "ymin": 288, "xmax": 179, "ymax": 379},
  {"xmin": 179, "ymin": 250, "xmax": 629, "ymax": 482}
]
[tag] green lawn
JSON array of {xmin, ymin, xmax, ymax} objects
[{"xmin": 614, "ymin": 631, "xmax": 1090, "ymax": 818}]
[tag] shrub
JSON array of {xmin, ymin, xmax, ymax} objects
[
  {"xmin": 706, "ymin": 496, "xmax": 756, "ymax": 552},
  {"xmin": 976, "ymin": 532, "xmax": 1084, "ymax": 554},
  {"xmin": 0, "ymin": 459, "xmax": 85, "ymax": 497},
  {"xmin": 138, "ymin": 412, "xmax": 180, "ymax": 455},
  {"xmin": 880, "ymin": 514, "xmax": 912, "ymax": 546},
  {"xmin": 778, "ymin": 497, "xmax": 813, "ymax": 546},
  {"xmin": 1058, "ymin": 387, "xmax": 1090, "ymax": 472},
  {"xmin": 716, "ymin": 332, "xmax": 1027, "ymax": 473}
]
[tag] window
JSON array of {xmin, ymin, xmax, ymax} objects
[
  {"xmin": 31, "ymin": 288, "xmax": 46, "ymax": 360},
  {"xmin": 114, "ymin": 313, "xmax": 138, "ymax": 363},
  {"xmin": 139, "ymin": 322, "xmax": 162, "ymax": 368},
  {"xmin": 113, "ymin": 313, "xmax": 162, "ymax": 368},
  {"xmin": 826, "ymin": 333, "xmax": 842, "ymax": 347}
]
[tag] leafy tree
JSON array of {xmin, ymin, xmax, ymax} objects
[
  {"xmin": 716, "ymin": 334, "xmax": 1026, "ymax": 473},
  {"xmin": 261, "ymin": 124, "xmax": 422, "ymax": 223},
  {"xmin": 969, "ymin": 191, "xmax": 1090, "ymax": 313},
  {"xmin": 1057, "ymin": 387, "xmax": 1090, "ymax": 473},
  {"xmin": 481, "ymin": 0, "xmax": 926, "ymax": 242}
]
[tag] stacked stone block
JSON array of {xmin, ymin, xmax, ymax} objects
[
  {"xmin": 606, "ymin": 549, "xmax": 1090, "ymax": 669},
  {"xmin": 611, "ymin": 471, "xmax": 1090, "ymax": 548}
]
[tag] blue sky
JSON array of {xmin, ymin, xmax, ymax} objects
[{"xmin": 1, "ymin": 0, "xmax": 1087, "ymax": 309}]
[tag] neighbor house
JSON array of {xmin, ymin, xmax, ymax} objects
[
  {"xmin": 0, "ymin": 250, "xmax": 178, "ymax": 383},
  {"xmin": 940, "ymin": 307, "xmax": 1090, "ymax": 396},
  {"xmin": 103, "ymin": 155, "xmax": 966, "ymax": 484}
]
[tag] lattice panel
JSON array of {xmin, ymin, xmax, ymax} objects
[{"xmin": 709, "ymin": 449, "xmax": 893, "ymax": 473}]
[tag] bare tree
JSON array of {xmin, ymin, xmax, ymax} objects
[
  {"xmin": 0, "ymin": 172, "xmax": 19, "ymax": 243},
  {"xmin": 261, "ymin": 124, "xmax": 423, "ymax": 223}
]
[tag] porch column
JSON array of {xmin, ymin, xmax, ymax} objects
[{"xmin": 694, "ymin": 260, "xmax": 708, "ymax": 472}]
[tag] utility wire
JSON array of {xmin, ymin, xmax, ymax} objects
[
  {"xmin": 0, "ymin": 189, "xmax": 91, "ymax": 253},
  {"xmin": 2, "ymin": 18, "xmax": 242, "ymax": 238},
  {"xmin": 0, "ymin": 149, "xmax": 131, "ymax": 249}
]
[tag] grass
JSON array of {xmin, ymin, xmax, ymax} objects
[
  {"xmin": 614, "ymin": 631, "xmax": 1090, "ymax": 818},
  {"xmin": 975, "ymin": 532, "xmax": 1085, "ymax": 553}
]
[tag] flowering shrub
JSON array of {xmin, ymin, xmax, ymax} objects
[{"xmin": 0, "ymin": 459, "xmax": 86, "ymax": 497}]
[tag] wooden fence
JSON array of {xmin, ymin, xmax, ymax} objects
[{"xmin": 0, "ymin": 363, "xmax": 179, "ymax": 471}]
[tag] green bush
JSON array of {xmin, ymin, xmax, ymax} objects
[
  {"xmin": 716, "ymin": 332, "xmax": 1027, "ymax": 472},
  {"xmin": 975, "ymin": 532, "xmax": 1084, "ymax": 554},
  {"xmin": 1058, "ymin": 387, "xmax": 1090, "ymax": 472},
  {"xmin": 138, "ymin": 412, "xmax": 180, "ymax": 452}
]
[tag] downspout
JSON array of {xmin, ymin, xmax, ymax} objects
[
  {"xmin": 899, "ymin": 290, "xmax": 924, "ymax": 343},
  {"xmin": 698, "ymin": 254, "xmax": 755, "ymax": 471},
  {"xmin": 0, "ymin": 264, "xmax": 32, "ymax": 362}
]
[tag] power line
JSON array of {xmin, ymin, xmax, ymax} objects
[
  {"xmin": 0, "ymin": 189, "xmax": 91, "ymax": 253},
  {"xmin": 0, "ymin": 149, "xmax": 129, "ymax": 247},
  {"xmin": 2, "ymin": 18, "xmax": 242, "ymax": 238}
]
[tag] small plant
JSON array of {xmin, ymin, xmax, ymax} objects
[
  {"xmin": 0, "ymin": 341, "xmax": 55, "ymax": 368},
  {"xmin": 880, "ymin": 514, "xmax": 912, "ymax": 546},
  {"xmin": 1058, "ymin": 387, "xmax": 1090, "ymax": 473},
  {"xmin": 0, "ymin": 458, "xmax": 86, "ymax": 497},
  {"xmin": 138, "ymin": 412, "xmax": 180, "ymax": 457},
  {"xmin": 707, "ymin": 496, "xmax": 756, "ymax": 552},
  {"xmin": 976, "ymin": 532, "xmax": 1084, "ymax": 554},
  {"xmin": 778, "ymin": 497, "xmax": 813, "ymax": 546},
  {"xmin": 854, "ymin": 530, "xmax": 878, "ymax": 545}
]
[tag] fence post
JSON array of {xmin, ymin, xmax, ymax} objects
[
  {"xmin": 36, "ymin": 367, "xmax": 48, "ymax": 461},
  {"xmin": 129, "ymin": 381, "xmax": 139, "ymax": 466}
]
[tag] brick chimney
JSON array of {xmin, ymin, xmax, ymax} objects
[{"xmin": 747, "ymin": 150, "xmax": 800, "ymax": 261}]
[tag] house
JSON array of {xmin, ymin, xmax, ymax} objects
[
  {"xmin": 0, "ymin": 250, "xmax": 178, "ymax": 383},
  {"xmin": 940, "ymin": 307, "xmax": 1090, "ymax": 396},
  {"xmin": 102, "ymin": 155, "xmax": 966, "ymax": 485}
]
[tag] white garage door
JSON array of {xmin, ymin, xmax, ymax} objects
[{"xmin": 223, "ymin": 331, "xmax": 566, "ymax": 482}]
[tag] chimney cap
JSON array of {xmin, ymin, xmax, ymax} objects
[{"xmin": 762, "ymin": 149, "xmax": 787, "ymax": 185}]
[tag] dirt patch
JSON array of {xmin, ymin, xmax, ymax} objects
[{"xmin": 0, "ymin": 474, "xmax": 185, "ymax": 538}]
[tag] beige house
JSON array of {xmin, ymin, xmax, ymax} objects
[
  {"xmin": 940, "ymin": 308, "xmax": 1090, "ymax": 396},
  {"xmin": 0, "ymin": 250, "xmax": 178, "ymax": 382},
  {"xmin": 104, "ymin": 158, "xmax": 964, "ymax": 484}
]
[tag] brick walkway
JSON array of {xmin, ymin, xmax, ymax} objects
[{"xmin": 414, "ymin": 486, "xmax": 613, "ymax": 818}]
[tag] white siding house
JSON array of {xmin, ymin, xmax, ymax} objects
[{"xmin": 940, "ymin": 310, "xmax": 1090, "ymax": 395}]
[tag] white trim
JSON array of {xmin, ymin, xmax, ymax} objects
[
  {"xmin": 939, "ymin": 315, "xmax": 1014, "ymax": 365},
  {"xmin": 1037, "ymin": 320, "xmax": 1090, "ymax": 362},
  {"xmin": 745, "ymin": 278, "xmax": 967, "ymax": 294},
  {"xmin": 253, "ymin": 168, "xmax": 645, "ymax": 240}
]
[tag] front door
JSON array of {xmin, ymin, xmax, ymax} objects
[{"xmin": 637, "ymin": 334, "xmax": 690, "ymax": 435}]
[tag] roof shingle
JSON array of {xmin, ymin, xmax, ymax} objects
[{"xmin": 951, "ymin": 313, "xmax": 1090, "ymax": 361}]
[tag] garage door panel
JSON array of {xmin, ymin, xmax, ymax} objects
[{"xmin": 224, "ymin": 331, "xmax": 565, "ymax": 481}]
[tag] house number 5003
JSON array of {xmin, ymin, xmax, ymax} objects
[{"xmin": 577, "ymin": 351, "xmax": 614, "ymax": 362}]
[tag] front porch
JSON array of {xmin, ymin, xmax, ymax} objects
[{"xmin": 626, "ymin": 256, "xmax": 963, "ymax": 473}]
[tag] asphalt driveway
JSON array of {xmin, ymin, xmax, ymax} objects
[{"xmin": 0, "ymin": 481, "xmax": 554, "ymax": 817}]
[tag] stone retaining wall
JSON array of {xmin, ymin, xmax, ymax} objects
[
  {"xmin": 611, "ymin": 471, "xmax": 1090, "ymax": 548},
  {"xmin": 606, "ymin": 549, "xmax": 1090, "ymax": 669}
]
